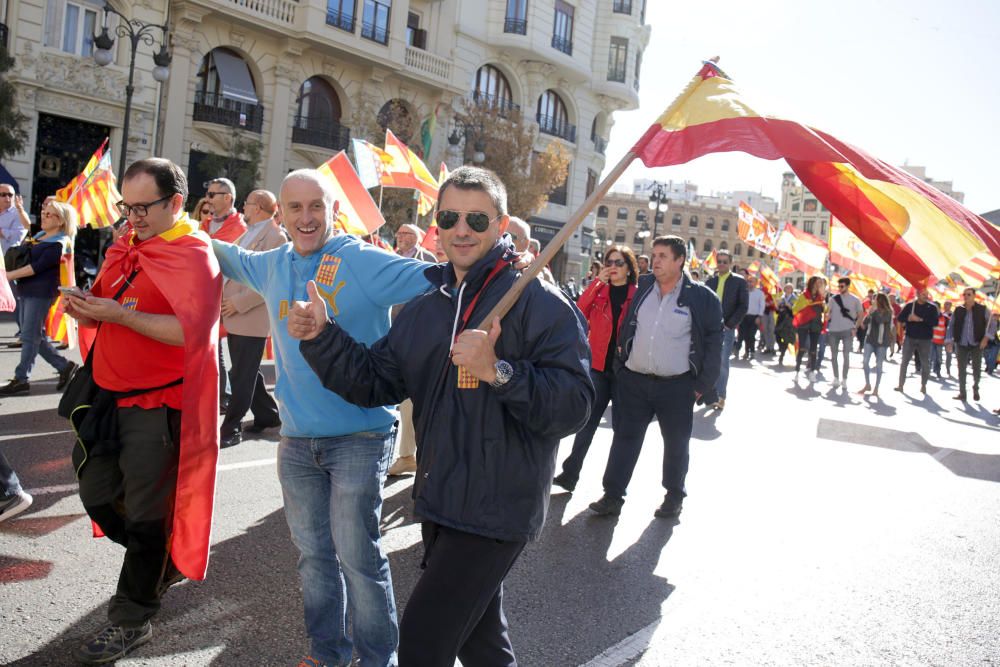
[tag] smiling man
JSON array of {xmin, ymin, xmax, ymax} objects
[
  {"xmin": 212, "ymin": 169, "xmax": 432, "ymax": 667},
  {"xmin": 289, "ymin": 166, "xmax": 593, "ymax": 666}
]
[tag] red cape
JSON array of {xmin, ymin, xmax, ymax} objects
[
  {"xmin": 200, "ymin": 210, "xmax": 246, "ymax": 243},
  {"xmin": 91, "ymin": 216, "xmax": 221, "ymax": 580}
]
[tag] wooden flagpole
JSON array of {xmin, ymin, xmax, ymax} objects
[{"xmin": 474, "ymin": 59, "xmax": 716, "ymax": 329}]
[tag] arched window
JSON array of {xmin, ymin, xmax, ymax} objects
[
  {"xmin": 654, "ymin": 210, "xmax": 665, "ymax": 224},
  {"xmin": 293, "ymin": 77, "xmax": 347, "ymax": 149},
  {"xmin": 703, "ymin": 239, "xmax": 713, "ymax": 252},
  {"xmin": 636, "ymin": 209, "xmax": 647, "ymax": 222},
  {"xmin": 194, "ymin": 48, "xmax": 262, "ymax": 131},
  {"xmin": 617, "ymin": 207, "xmax": 629, "ymax": 220},
  {"xmin": 721, "ymin": 218, "xmax": 730, "ymax": 232},
  {"xmin": 689, "ymin": 215, "xmax": 699, "ymax": 228},
  {"xmin": 689, "ymin": 237, "xmax": 697, "ymax": 249},
  {"xmin": 597, "ymin": 205, "xmax": 608, "ymax": 218},
  {"xmin": 537, "ymin": 90, "xmax": 573, "ymax": 141},
  {"xmin": 747, "ymin": 248, "xmax": 755, "ymax": 258},
  {"xmin": 614, "ymin": 229, "xmax": 626, "ymax": 243},
  {"xmin": 719, "ymin": 241, "xmax": 728, "ymax": 250},
  {"xmin": 377, "ymin": 99, "xmax": 415, "ymax": 143},
  {"xmin": 734, "ymin": 243, "xmax": 742, "ymax": 256},
  {"xmin": 672, "ymin": 213, "xmax": 682, "ymax": 226},
  {"xmin": 474, "ymin": 65, "xmax": 514, "ymax": 112},
  {"xmin": 706, "ymin": 216, "xmax": 715, "ymax": 230}
]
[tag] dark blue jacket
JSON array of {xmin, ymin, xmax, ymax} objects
[
  {"xmin": 300, "ymin": 239, "xmax": 594, "ymax": 542},
  {"xmin": 615, "ymin": 273, "xmax": 724, "ymax": 401},
  {"xmin": 17, "ymin": 238, "xmax": 63, "ymax": 299},
  {"xmin": 704, "ymin": 271, "xmax": 749, "ymax": 329}
]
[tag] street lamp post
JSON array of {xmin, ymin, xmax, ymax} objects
[
  {"xmin": 446, "ymin": 120, "xmax": 486, "ymax": 169},
  {"xmin": 638, "ymin": 181, "xmax": 669, "ymax": 251},
  {"xmin": 93, "ymin": 2, "xmax": 171, "ymax": 177}
]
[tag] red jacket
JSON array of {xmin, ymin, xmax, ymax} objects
[{"xmin": 577, "ymin": 279, "xmax": 637, "ymax": 372}]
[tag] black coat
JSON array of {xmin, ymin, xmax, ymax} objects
[
  {"xmin": 614, "ymin": 273, "xmax": 724, "ymax": 402},
  {"xmin": 704, "ymin": 271, "xmax": 749, "ymax": 329},
  {"xmin": 300, "ymin": 240, "xmax": 594, "ymax": 542}
]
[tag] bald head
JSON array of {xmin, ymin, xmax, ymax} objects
[
  {"xmin": 507, "ymin": 216, "xmax": 530, "ymax": 253},
  {"xmin": 244, "ymin": 189, "xmax": 277, "ymax": 223},
  {"xmin": 396, "ymin": 223, "xmax": 424, "ymax": 254}
]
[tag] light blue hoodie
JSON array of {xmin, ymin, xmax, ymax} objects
[{"xmin": 213, "ymin": 234, "xmax": 433, "ymax": 438}]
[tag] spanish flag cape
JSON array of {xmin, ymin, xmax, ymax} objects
[
  {"xmin": 92, "ymin": 214, "xmax": 222, "ymax": 580},
  {"xmin": 200, "ymin": 210, "xmax": 247, "ymax": 243},
  {"xmin": 791, "ymin": 291, "xmax": 826, "ymax": 329}
]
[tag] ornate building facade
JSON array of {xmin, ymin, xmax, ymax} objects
[{"xmin": 4, "ymin": 0, "xmax": 648, "ymax": 280}]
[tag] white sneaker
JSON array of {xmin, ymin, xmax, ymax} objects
[
  {"xmin": 832, "ymin": 378, "xmax": 841, "ymax": 388},
  {"xmin": 0, "ymin": 490, "xmax": 32, "ymax": 523}
]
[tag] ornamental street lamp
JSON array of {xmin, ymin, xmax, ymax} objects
[
  {"xmin": 447, "ymin": 120, "xmax": 486, "ymax": 169},
  {"xmin": 93, "ymin": 2, "xmax": 171, "ymax": 177}
]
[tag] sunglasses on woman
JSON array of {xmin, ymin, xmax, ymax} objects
[
  {"xmin": 435, "ymin": 210, "xmax": 499, "ymax": 233},
  {"xmin": 604, "ymin": 259, "xmax": 626, "ymax": 267}
]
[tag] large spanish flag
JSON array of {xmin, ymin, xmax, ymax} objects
[
  {"xmin": 383, "ymin": 129, "xmax": 440, "ymax": 203},
  {"xmin": 632, "ymin": 61, "xmax": 1000, "ymax": 287},
  {"xmin": 773, "ymin": 223, "xmax": 828, "ymax": 276},
  {"xmin": 317, "ymin": 151, "xmax": 386, "ymax": 236}
]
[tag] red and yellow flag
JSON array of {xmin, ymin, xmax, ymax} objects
[
  {"xmin": 55, "ymin": 138, "xmax": 107, "ymax": 202},
  {"xmin": 316, "ymin": 152, "xmax": 386, "ymax": 236},
  {"xmin": 56, "ymin": 141, "xmax": 122, "ymax": 228},
  {"xmin": 383, "ymin": 129, "xmax": 440, "ymax": 205},
  {"xmin": 703, "ymin": 248, "xmax": 717, "ymax": 273},
  {"xmin": 774, "ymin": 223, "xmax": 828, "ymax": 276},
  {"xmin": 631, "ymin": 61, "xmax": 1000, "ymax": 287},
  {"xmin": 45, "ymin": 240, "xmax": 78, "ymax": 347},
  {"xmin": 737, "ymin": 201, "xmax": 778, "ymax": 255}
]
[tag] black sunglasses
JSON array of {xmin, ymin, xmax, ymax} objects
[
  {"xmin": 435, "ymin": 210, "xmax": 497, "ymax": 233},
  {"xmin": 604, "ymin": 259, "xmax": 626, "ymax": 267}
]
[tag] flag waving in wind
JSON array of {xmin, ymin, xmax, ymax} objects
[
  {"xmin": 316, "ymin": 152, "xmax": 386, "ymax": 236},
  {"xmin": 56, "ymin": 139, "xmax": 122, "ymax": 228},
  {"xmin": 631, "ymin": 61, "xmax": 1000, "ymax": 287}
]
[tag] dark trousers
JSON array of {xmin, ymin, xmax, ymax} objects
[
  {"xmin": 220, "ymin": 333, "xmax": 280, "ymax": 436},
  {"xmin": 0, "ymin": 449, "xmax": 23, "ymax": 497},
  {"xmin": 737, "ymin": 314, "xmax": 758, "ymax": 357},
  {"xmin": 956, "ymin": 345, "xmax": 983, "ymax": 394},
  {"xmin": 219, "ymin": 345, "xmax": 230, "ymax": 405},
  {"xmin": 795, "ymin": 327, "xmax": 820, "ymax": 372},
  {"xmin": 898, "ymin": 337, "xmax": 932, "ymax": 388},
  {"xmin": 77, "ymin": 406, "xmax": 180, "ymax": 627},
  {"xmin": 602, "ymin": 369, "xmax": 695, "ymax": 499},
  {"xmin": 559, "ymin": 368, "xmax": 615, "ymax": 484},
  {"xmin": 399, "ymin": 522, "xmax": 526, "ymax": 667}
]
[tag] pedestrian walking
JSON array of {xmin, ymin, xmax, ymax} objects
[
  {"xmin": 589, "ymin": 235, "xmax": 722, "ymax": 519},
  {"xmin": 738, "ymin": 276, "xmax": 765, "ymax": 360},
  {"xmin": 894, "ymin": 289, "xmax": 939, "ymax": 394},
  {"xmin": 290, "ymin": 166, "xmax": 593, "ymax": 667},
  {"xmin": 827, "ymin": 277, "xmax": 863, "ymax": 388},
  {"xmin": 553, "ymin": 244, "xmax": 638, "ymax": 492},
  {"xmin": 946, "ymin": 288, "xmax": 996, "ymax": 402},
  {"xmin": 0, "ymin": 448, "xmax": 32, "ymax": 522},
  {"xmin": 704, "ymin": 250, "xmax": 747, "ymax": 409},
  {"xmin": 793, "ymin": 275, "xmax": 828, "ymax": 382},
  {"xmin": 932, "ymin": 301, "xmax": 953, "ymax": 378},
  {"xmin": 774, "ymin": 298, "xmax": 796, "ymax": 366},
  {"xmin": 858, "ymin": 293, "xmax": 893, "ymax": 396}
]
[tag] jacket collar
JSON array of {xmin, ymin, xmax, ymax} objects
[
  {"xmin": 636, "ymin": 273, "xmax": 694, "ymax": 305},
  {"xmin": 426, "ymin": 236, "xmax": 518, "ymax": 297}
]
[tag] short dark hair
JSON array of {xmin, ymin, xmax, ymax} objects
[
  {"xmin": 838, "ymin": 277, "xmax": 851, "ymax": 287},
  {"xmin": 437, "ymin": 166, "xmax": 508, "ymax": 217},
  {"xmin": 605, "ymin": 244, "xmax": 640, "ymax": 285},
  {"xmin": 652, "ymin": 235, "xmax": 686, "ymax": 262},
  {"xmin": 122, "ymin": 158, "xmax": 188, "ymax": 202}
]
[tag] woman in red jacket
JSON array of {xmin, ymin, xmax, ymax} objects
[{"xmin": 553, "ymin": 245, "xmax": 638, "ymax": 492}]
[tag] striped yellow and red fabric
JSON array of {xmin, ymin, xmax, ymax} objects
[
  {"xmin": 949, "ymin": 251, "xmax": 999, "ymax": 288},
  {"xmin": 45, "ymin": 242, "xmax": 77, "ymax": 348},
  {"xmin": 56, "ymin": 142, "xmax": 121, "ymax": 228},
  {"xmin": 382, "ymin": 130, "xmax": 440, "ymax": 203},
  {"xmin": 773, "ymin": 223, "xmax": 828, "ymax": 276},
  {"xmin": 55, "ymin": 138, "xmax": 106, "ymax": 202},
  {"xmin": 632, "ymin": 62, "xmax": 1000, "ymax": 288},
  {"xmin": 316, "ymin": 151, "xmax": 386, "ymax": 236}
]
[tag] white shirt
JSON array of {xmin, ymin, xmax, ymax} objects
[
  {"xmin": 626, "ymin": 281, "xmax": 692, "ymax": 378},
  {"xmin": 0, "ymin": 207, "xmax": 26, "ymax": 254},
  {"xmin": 747, "ymin": 288, "xmax": 766, "ymax": 317},
  {"xmin": 827, "ymin": 291, "xmax": 863, "ymax": 332}
]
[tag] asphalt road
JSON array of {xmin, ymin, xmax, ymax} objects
[{"xmin": 1, "ymin": 314, "xmax": 998, "ymax": 666}]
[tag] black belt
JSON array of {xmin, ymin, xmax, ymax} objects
[{"xmin": 625, "ymin": 368, "xmax": 691, "ymax": 381}]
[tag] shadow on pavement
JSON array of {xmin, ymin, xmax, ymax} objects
[{"xmin": 816, "ymin": 417, "xmax": 1000, "ymax": 483}]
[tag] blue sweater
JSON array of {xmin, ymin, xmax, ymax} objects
[{"xmin": 213, "ymin": 234, "xmax": 433, "ymax": 438}]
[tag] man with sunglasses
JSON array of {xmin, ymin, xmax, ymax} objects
[
  {"xmin": 0, "ymin": 184, "xmax": 30, "ymax": 255},
  {"xmin": 704, "ymin": 250, "xmax": 748, "ymax": 409},
  {"xmin": 290, "ymin": 166, "xmax": 593, "ymax": 666},
  {"xmin": 62, "ymin": 158, "xmax": 222, "ymax": 664},
  {"xmin": 212, "ymin": 169, "xmax": 434, "ymax": 667}
]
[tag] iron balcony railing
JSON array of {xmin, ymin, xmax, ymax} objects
[
  {"xmin": 551, "ymin": 34, "xmax": 573, "ymax": 56},
  {"xmin": 326, "ymin": 9, "xmax": 355, "ymax": 32},
  {"xmin": 291, "ymin": 116, "xmax": 351, "ymax": 151},
  {"xmin": 193, "ymin": 91, "xmax": 264, "ymax": 133},
  {"xmin": 504, "ymin": 17, "xmax": 527, "ymax": 34},
  {"xmin": 538, "ymin": 115, "xmax": 576, "ymax": 142},
  {"xmin": 361, "ymin": 20, "xmax": 389, "ymax": 44},
  {"xmin": 592, "ymin": 136, "xmax": 607, "ymax": 154},
  {"xmin": 471, "ymin": 92, "xmax": 521, "ymax": 117},
  {"xmin": 607, "ymin": 66, "xmax": 627, "ymax": 83}
]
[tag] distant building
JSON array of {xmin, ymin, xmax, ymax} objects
[{"xmin": 900, "ymin": 165, "xmax": 964, "ymax": 203}]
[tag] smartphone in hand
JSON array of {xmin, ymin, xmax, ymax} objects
[{"xmin": 57, "ymin": 286, "xmax": 87, "ymax": 299}]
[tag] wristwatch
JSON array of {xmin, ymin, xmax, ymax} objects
[{"xmin": 490, "ymin": 360, "xmax": 514, "ymax": 388}]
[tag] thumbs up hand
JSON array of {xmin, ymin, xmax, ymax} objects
[
  {"xmin": 451, "ymin": 317, "xmax": 503, "ymax": 382},
  {"xmin": 288, "ymin": 280, "xmax": 329, "ymax": 341}
]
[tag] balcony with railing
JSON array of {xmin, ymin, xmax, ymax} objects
[
  {"xmin": 193, "ymin": 91, "xmax": 265, "ymax": 133},
  {"xmin": 613, "ymin": 0, "xmax": 633, "ymax": 14},
  {"xmin": 607, "ymin": 66, "xmax": 627, "ymax": 83},
  {"xmin": 361, "ymin": 20, "xmax": 389, "ymax": 44},
  {"xmin": 592, "ymin": 136, "xmax": 607, "ymax": 155},
  {"xmin": 504, "ymin": 17, "xmax": 527, "ymax": 34},
  {"xmin": 291, "ymin": 116, "xmax": 351, "ymax": 151},
  {"xmin": 326, "ymin": 8, "xmax": 355, "ymax": 32},
  {"xmin": 218, "ymin": 0, "xmax": 296, "ymax": 27},
  {"xmin": 551, "ymin": 34, "xmax": 573, "ymax": 56},
  {"xmin": 538, "ymin": 115, "xmax": 576, "ymax": 143},
  {"xmin": 470, "ymin": 92, "xmax": 521, "ymax": 118},
  {"xmin": 404, "ymin": 45, "xmax": 452, "ymax": 81}
]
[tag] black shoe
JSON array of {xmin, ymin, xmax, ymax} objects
[
  {"xmin": 973, "ymin": 388, "xmax": 980, "ymax": 401},
  {"xmin": 654, "ymin": 494, "xmax": 683, "ymax": 519},
  {"xmin": 552, "ymin": 472, "xmax": 576, "ymax": 492},
  {"xmin": 588, "ymin": 494, "xmax": 624, "ymax": 516},
  {"xmin": 73, "ymin": 621, "xmax": 152, "ymax": 664},
  {"xmin": 219, "ymin": 401, "xmax": 230, "ymax": 415},
  {"xmin": 5, "ymin": 341, "xmax": 21, "ymax": 349},
  {"xmin": 0, "ymin": 379, "xmax": 29, "ymax": 396},
  {"xmin": 245, "ymin": 419, "xmax": 281, "ymax": 434},
  {"xmin": 57, "ymin": 361, "xmax": 78, "ymax": 391},
  {"xmin": 220, "ymin": 432, "xmax": 242, "ymax": 449}
]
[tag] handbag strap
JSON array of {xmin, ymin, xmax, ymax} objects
[{"xmin": 82, "ymin": 269, "xmax": 140, "ymax": 368}]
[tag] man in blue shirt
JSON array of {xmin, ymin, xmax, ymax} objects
[{"xmin": 213, "ymin": 169, "xmax": 432, "ymax": 667}]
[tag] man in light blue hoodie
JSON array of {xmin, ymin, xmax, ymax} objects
[{"xmin": 213, "ymin": 169, "xmax": 433, "ymax": 667}]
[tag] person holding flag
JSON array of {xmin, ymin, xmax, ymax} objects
[
  {"xmin": 212, "ymin": 169, "xmax": 434, "ymax": 667},
  {"xmin": 704, "ymin": 250, "xmax": 747, "ymax": 409},
  {"xmin": 62, "ymin": 158, "xmax": 221, "ymax": 663},
  {"xmin": 793, "ymin": 275, "xmax": 829, "ymax": 382},
  {"xmin": 0, "ymin": 200, "xmax": 78, "ymax": 396}
]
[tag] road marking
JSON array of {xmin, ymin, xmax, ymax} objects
[
  {"xmin": 931, "ymin": 448, "xmax": 955, "ymax": 461},
  {"xmin": 580, "ymin": 619, "xmax": 660, "ymax": 667},
  {"xmin": 0, "ymin": 430, "xmax": 72, "ymax": 443},
  {"xmin": 25, "ymin": 458, "xmax": 278, "ymax": 496}
]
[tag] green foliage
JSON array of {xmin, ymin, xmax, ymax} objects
[
  {"xmin": 0, "ymin": 48, "xmax": 30, "ymax": 163},
  {"xmin": 198, "ymin": 127, "xmax": 262, "ymax": 204}
]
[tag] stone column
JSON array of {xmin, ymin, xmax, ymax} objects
[
  {"xmin": 160, "ymin": 31, "xmax": 199, "ymax": 167},
  {"xmin": 263, "ymin": 62, "xmax": 297, "ymax": 193}
]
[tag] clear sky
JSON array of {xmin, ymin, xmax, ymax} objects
[{"xmin": 604, "ymin": 0, "xmax": 1000, "ymax": 215}]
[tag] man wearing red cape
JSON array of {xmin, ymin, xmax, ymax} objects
[{"xmin": 64, "ymin": 158, "xmax": 221, "ymax": 664}]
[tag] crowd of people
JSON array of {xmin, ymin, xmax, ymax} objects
[{"xmin": 0, "ymin": 155, "xmax": 996, "ymax": 667}]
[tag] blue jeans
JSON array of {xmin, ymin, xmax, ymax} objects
[
  {"xmin": 15, "ymin": 295, "xmax": 70, "ymax": 382},
  {"xmin": 862, "ymin": 343, "xmax": 887, "ymax": 390},
  {"xmin": 279, "ymin": 430, "xmax": 399, "ymax": 667},
  {"xmin": 715, "ymin": 327, "xmax": 736, "ymax": 399}
]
